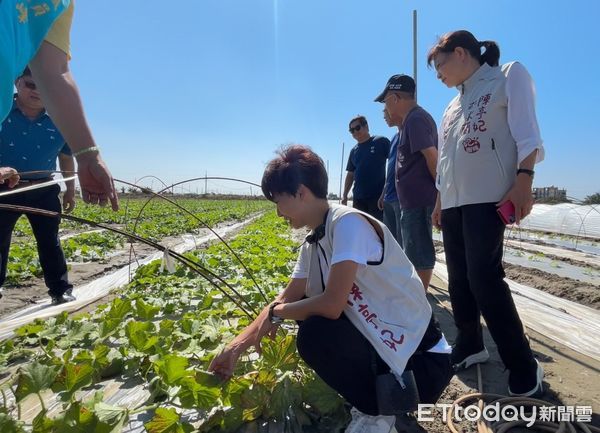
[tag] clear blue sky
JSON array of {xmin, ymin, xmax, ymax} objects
[{"xmin": 70, "ymin": 0, "xmax": 599, "ymax": 199}]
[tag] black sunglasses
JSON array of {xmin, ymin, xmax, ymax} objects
[
  {"xmin": 22, "ymin": 81, "xmax": 37, "ymax": 90},
  {"xmin": 349, "ymin": 124, "xmax": 363, "ymax": 133}
]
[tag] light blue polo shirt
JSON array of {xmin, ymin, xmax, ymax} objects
[{"xmin": 0, "ymin": 98, "xmax": 71, "ymax": 179}]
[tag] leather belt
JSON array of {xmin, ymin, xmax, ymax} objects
[{"xmin": 18, "ymin": 177, "xmax": 53, "ymax": 185}]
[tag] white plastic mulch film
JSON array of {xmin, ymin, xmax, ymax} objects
[
  {"xmin": 522, "ymin": 203, "xmax": 600, "ymax": 239},
  {"xmin": 0, "ymin": 215, "xmax": 260, "ymax": 340},
  {"xmin": 434, "ymin": 263, "xmax": 600, "ymax": 363}
]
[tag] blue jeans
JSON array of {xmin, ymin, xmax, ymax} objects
[
  {"xmin": 400, "ymin": 206, "xmax": 435, "ymax": 270},
  {"xmin": 383, "ymin": 200, "xmax": 403, "ymax": 246}
]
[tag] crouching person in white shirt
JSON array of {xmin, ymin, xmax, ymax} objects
[{"xmin": 209, "ymin": 144, "xmax": 453, "ymax": 433}]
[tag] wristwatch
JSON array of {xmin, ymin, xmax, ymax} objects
[
  {"xmin": 517, "ymin": 168, "xmax": 535, "ymax": 178},
  {"xmin": 268, "ymin": 302, "xmax": 284, "ymax": 324}
]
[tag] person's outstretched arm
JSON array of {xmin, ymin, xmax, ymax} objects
[
  {"xmin": 29, "ymin": 42, "xmax": 119, "ymax": 210},
  {"xmin": 208, "ymin": 278, "xmax": 307, "ymax": 379}
]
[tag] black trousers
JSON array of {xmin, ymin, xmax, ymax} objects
[
  {"xmin": 296, "ymin": 314, "xmax": 452, "ymax": 416},
  {"xmin": 441, "ymin": 203, "xmax": 534, "ymax": 373},
  {"xmin": 353, "ymin": 197, "xmax": 383, "ymax": 222},
  {"xmin": 0, "ymin": 183, "xmax": 72, "ymax": 297}
]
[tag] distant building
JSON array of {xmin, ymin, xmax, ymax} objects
[{"xmin": 533, "ymin": 186, "xmax": 567, "ymax": 201}]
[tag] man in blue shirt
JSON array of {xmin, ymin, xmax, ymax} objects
[
  {"xmin": 342, "ymin": 115, "xmax": 391, "ymax": 221},
  {"xmin": 1, "ymin": 0, "xmax": 119, "ymax": 210},
  {"xmin": 0, "ymin": 68, "xmax": 76, "ymax": 304},
  {"xmin": 378, "ymin": 108, "xmax": 403, "ymax": 246}
]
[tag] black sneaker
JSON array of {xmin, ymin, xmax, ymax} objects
[
  {"xmin": 50, "ymin": 288, "xmax": 76, "ymax": 305},
  {"xmin": 508, "ymin": 359, "xmax": 544, "ymax": 398},
  {"xmin": 451, "ymin": 345, "xmax": 489, "ymax": 371}
]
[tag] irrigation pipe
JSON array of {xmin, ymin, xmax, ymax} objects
[
  {"xmin": 0, "ymin": 203, "xmax": 258, "ymax": 318},
  {"xmin": 428, "ymin": 284, "xmax": 599, "ymax": 433},
  {"xmin": 2, "ymin": 170, "xmax": 268, "ymax": 311},
  {"xmin": 114, "ymin": 177, "xmax": 269, "ymax": 304}
]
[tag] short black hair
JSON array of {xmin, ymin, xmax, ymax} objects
[
  {"xmin": 349, "ymin": 115, "xmax": 368, "ymax": 129},
  {"xmin": 261, "ymin": 145, "xmax": 328, "ymax": 201}
]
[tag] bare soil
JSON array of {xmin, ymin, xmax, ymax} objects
[{"xmin": 434, "ymin": 240, "xmax": 600, "ymax": 310}]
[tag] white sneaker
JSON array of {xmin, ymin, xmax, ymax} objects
[{"xmin": 345, "ymin": 407, "xmax": 396, "ymax": 433}]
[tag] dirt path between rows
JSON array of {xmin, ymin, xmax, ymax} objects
[
  {"xmin": 434, "ymin": 240, "xmax": 600, "ymax": 310},
  {"xmin": 0, "ymin": 216, "xmax": 261, "ymax": 319}
]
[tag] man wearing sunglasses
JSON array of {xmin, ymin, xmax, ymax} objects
[
  {"xmin": 342, "ymin": 116, "xmax": 391, "ymax": 221},
  {"xmin": 0, "ymin": 68, "xmax": 76, "ymax": 305}
]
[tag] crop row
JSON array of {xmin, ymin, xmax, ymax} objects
[
  {"xmin": 0, "ymin": 212, "xmax": 347, "ymax": 433},
  {"xmin": 6, "ymin": 199, "xmax": 273, "ymax": 285}
]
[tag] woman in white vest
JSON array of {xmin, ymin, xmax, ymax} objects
[
  {"xmin": 209, "ymin": 145, "xmax": 452, "ymax": 433},
  {"xmin": 428, "ymin": 30, "xmax": 545, "ymax": 397}
]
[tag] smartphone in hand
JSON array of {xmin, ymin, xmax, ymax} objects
[{"xmin": 497, "ymin": 200, "xmax": 516, "ymax": 225}]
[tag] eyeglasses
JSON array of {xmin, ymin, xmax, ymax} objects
[
  {"xmin": 349, "ymin": 124, "xmax": 363, "ymax": 134},
  {"xmin": 22, "ymin": 80, "xmax": 37, "ymax": 90}
]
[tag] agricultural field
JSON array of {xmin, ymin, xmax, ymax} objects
[
  {"xmin": 0, "ymin": 211, "xmax": 349, "ymax": 432},
  {"xmin": 0, "ymin": 198, "xmax": 599, "ymax": 433},
  {"xmin": 432, "ymin": 226, "xmax": 600, "ymax": 310},
  {"xmin": 1, "ymin": 197, "xmax": 272, "ymax": 316}
]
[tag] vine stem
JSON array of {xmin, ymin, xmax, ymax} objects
[
  {"xmin": 37, "ymin": 392, "xmax": 46, "ymax": 412},
  {"xmin": 130, "ymin": 403, "xmax": 160, "ymax": 415}
]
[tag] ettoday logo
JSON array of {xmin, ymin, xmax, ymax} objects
[{"xmin": 417, "ymin": 403, "xmax": 593, "ymax": 427}]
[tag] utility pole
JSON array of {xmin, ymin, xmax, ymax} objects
[
  {"xmin": 413, "ymin": 9, "xmax": 418, "ymax": 101},
  {"xmin": 339, "ymin": 142, "xmax": 345, "ymax": 203}
]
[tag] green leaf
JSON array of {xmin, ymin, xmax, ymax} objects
[
  {"xmin": 98, "ymin": 319, "xmax": 121, "ymax": 339},
  {"xmin": 125, "ymin": 320, "xmax": 156, "ymax": 351},
  {"xmin": 107, "ymin": 298, "xmax": 133, "ymax": 321},
  {"xmin": 99, "ymin": 349, "xmax": 125, "ymax": 379},
  {"xmin": 0, "ymin": 412, "xmax": 26, "ymax": 433},
  {"xmin": 159, "ymin": 319, "xmax": 176, "ymax": 337},
  {"xmin": 261, "ymin": 335, "xmax": 298, "ymax": 372},
  {"xmin": 54, "ymin": 361, "xmax": 94, "ymax": 397},
  {"xmin": 53, "ymin": 400, "xmax": 96, "ymax": 433},
  {"xmin": 266, "ymin": 375, "xmax": 302, "ymax": 420},
  {"xmin": 240, "ymin": 384, "xmax": 270, "ymax": 421},
  {"xmin": 31, "ymin": 409, "xmax": 54, "ymax": 433},
  {"xmin": 154, "ymin": 355, "xmax": 191, "ymax": 386},
  {"xmin": 144, "ymin": 408, "xmax": 184, "ymax": 433},
  {"xmin": 176, "ymin": 377, "xmax": 220, "ymax": 410},
  {"xmin": 15, "ymin": 361, "xmax": 59, "ymax": 402},
  {"xmin": 303, "ymin": 376, "xmax": 345, "ymax": 414},
  {"xmin": 135, "ymin": 299, "xmax": 160, "ymax": 321},
  {"xmin": 14, "ymin": 323, "xmax": 44, "ymax": 337},
  {"xmin": 94, "ymin": 402, "xmax": 128, "ymax": 426}
]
